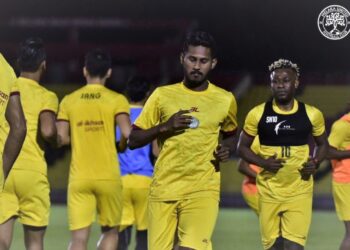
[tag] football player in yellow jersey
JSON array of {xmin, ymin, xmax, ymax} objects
[
  {"xmin": 129, "ymin": 31, "xmax": 238, "ymax": 250},
  {"xmin": 0, "ymin": 38, "xmax": 58, "ymax": 250},
  {"xmin": 0, "ymin": 53, "xmax": 26, "ymax": 195},
  {"xmin": 57, "ymin": 49, "xmax": 131, "ymax": 250},
  {"xmin": 328, "ymin": 113, "xmax": 350, "ymax": 250},
  {"xmin": 238, "ymin": 59, "xmax": 328, "ymax": 250}
]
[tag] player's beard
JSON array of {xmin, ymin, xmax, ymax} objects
[{"xmin": 183, "ymin": 72, "xmax": 208, "ymax": 89}]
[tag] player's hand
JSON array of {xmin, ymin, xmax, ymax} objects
[
  {"xmin": 214, "ymin": 144, "xmax": 230, "ymax": 162},
  {"xmin": 299, "ymin": 157, "xmax": 318, "ymax": 180},
  {"xmin": 159, "ymin": 110, "xmax": 192, "ymax": 134},
  {"xmin": 261, "ymin": 154, "xmax": 285, "ymax": 173}
]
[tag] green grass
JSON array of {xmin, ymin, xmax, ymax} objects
[{"xmin": 10, "ymin": 206, "xmax": 343, "ymax": 249}]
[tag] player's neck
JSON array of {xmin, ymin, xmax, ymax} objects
[
  {"xmin": 274, "ymin": 98, "xmax": 295, "ymax": 111},
  {"xmin": 130, "ymin": 101, "xmax": 144, "ymax": 106},
  {"xmin": 20, "ymin": 72, "xmax": 41, "ymax": 83},
  {"xmin": 86, "ymin": 77, "xmax": 106, "ymax": 86},
  {"xmin": 183, "ymin": 79, "xmax": 209, "ymax": 91}
]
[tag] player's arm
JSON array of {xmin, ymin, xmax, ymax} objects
[
  {"xmin": 238, "ymin": 158, "xmax": 257, "ymax": 179},
  {"xmin": 39, "ymin": 111, "xmax": 57, "ymax": 146},
  {"xmin": 3, "ymin": 94, "xmax": 27, "ymax": 178},
  {"xmin": 300, "ymin": 132, "xmax": 329, "ymax": 179},
  {"xmin": 128, "ymin": 110, "xmax": 191, "ymax": 149},
  {"xmin": 115, "ymin": 113, "xmax": 131, "ymax": 152},
  {"xmin": 313, "ymin": 132, "xmax": 329, "ymax": 163},
  {"xmin": 152, "ymin": 139, "xmax": 159, "ymax": 157},
  {"xmin": 238, "ymin": 132, "xmax": 284, "ymax": 173},
  {"xmin": 327, "ymin": 120, "xmax": 350, "ymax": 160},
  {"xmin": 56, "ymin": 121, "xmax": 70, "ymax": 147},
  {"xmin": 327, "ymin": 146, "xmax": 350, "ymax": 160},
  {"xmin": 213, "ymin": 132, "xmax": 237, "ymax": 163}
]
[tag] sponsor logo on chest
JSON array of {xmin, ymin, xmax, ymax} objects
[{"xmin": 265, "ymin": 116, "xmax": 296, "ymax": 135}]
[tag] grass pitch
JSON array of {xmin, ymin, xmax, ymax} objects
[{"xmin": 10, "ymin": 206, "xmax": 343, "ymax": 250}]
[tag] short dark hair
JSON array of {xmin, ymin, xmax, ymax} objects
[
  {"xmin": 17, "ymin": 37, "xmax": 46, "ymax": 72},
  {"xmin": 126, "ymin": 77, "xmax": 151, "ymax": 102},
  {"xmin": 84, "ymin": 49, "xmax": 111, "ymax": 78},
  {"xmin": 182, "ymin": 31, "xmax": 217, "ymax": 58}
]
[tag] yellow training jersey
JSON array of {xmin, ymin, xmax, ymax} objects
[
  {"xmin": 0, "ymin": 54, "xmax": 17, "ymax": 188},
  {"xmin": 134, "ymin": 82, "xmax": 238, "ymax": 201},
  {"xmin": 243, "ymin": 99, "xmax": 325, "ymax": 202},
  {"xmin": 6, "ymin": 77, "xmax": 58, "ymax": 175},
  {"xmin": 57, "ymin": 84, "xmax": 129, "ymax": 181}
]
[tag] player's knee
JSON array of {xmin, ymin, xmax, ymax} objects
[{"xmin": 71, "ymin": 232, "xmax": 89, "ymax": 246}]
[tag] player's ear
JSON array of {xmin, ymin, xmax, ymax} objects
[
  {"xmin": 180, "ymin": 53, "xmax": 184, "ymax": 65},
  {"xmin": 106, "ymin": 68, "xmax": 112, "ymax": 79},
  {"xmin": 83, "ymin": 67, "xmax": 88, "ymax": 78},
  {"xmin": 294, "ymin": 79, "xmax": 299, "ymax": 89},
  {"xmin": 211, "ymin": 58, "xmax": 217, "ymax": 70},
  {"xmin": 40, "ymin": 60, "xmax": 46, "ymax": 71}
]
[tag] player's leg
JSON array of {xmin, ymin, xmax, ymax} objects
[
  {"xmin": 0, "ymin": 170, "xmax": 21, "ymax": 250},
  {"xmin": 259, "ymin": 201, "xmax": 282, "ymax": 250},
  {"xmin": 280, "ymin": 197, "xmax": 312, "ymax": 250},
  {"xmin": 18, "ymin": 171, "xmax": 50, "ymax": 250},
  {"xmin": 332, "ymin": 182, "xmax": 350, "ymax": 250},
  {"xmin": 133, "ymin": 176, "xmax": 152, "ymax": 250},
  {"xmin": 148, "ymin": 200, "xmax": 178, "ymax": 250},
  {"xmin": 98, "ymin": 226, "xmax": 119, "ymax": 250},
  {"xmin": 23, "ymin": 225, "xmax": 46, "ymax": 250},
  {"xmin": 283, "ymin": 239, "xmax": 303, "ymax": 250},
  {"xmin": 177, "ymin": 196, "xmax": 219, "ymax": 250},
  {"xmin": 340, "ymin": 221, "xmax": 350, "ymax": 250},
  {"xmin": 118, "ymin": 183, "xmax": 134, "ymax": 250},
  {"xmin": 118, "ymin": 226, "xmax": 132, "ymax": 250},
  {"xmin": 0, "ymin": 217, "xmax": 16, "ymax": 250},
  {"xmin": 96, "ymin": 180, "xmax": 123, "ymax": 249},
  {"xmin": 135, "ymin": 230, "xmax": 147, "ymax": 250},
  {"xmin": 68, "ymin": 180, "xmax": 96, "ymax": 250},
  {"xmin": 68, "ymin": 227, "xmax": 92, "ymax": 250}
]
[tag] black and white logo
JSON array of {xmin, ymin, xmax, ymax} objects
[
  {"xmin": 318, "ymin": 5, "xmax": 350, "ymax": 40},
  {"xmin": 274, "ymin": 120, "xmax": 295, "ymax": 135}
]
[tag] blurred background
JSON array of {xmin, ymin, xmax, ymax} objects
[{"xmin": 1, "ymin": 0, "xmax": 350, "ymax": 209}]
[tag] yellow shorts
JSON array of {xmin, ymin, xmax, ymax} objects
[
  {"xmin": 0, "ymin": 169, "xmax": 50, "ymax": 227},
  {"xmin": 148, "ymin": 196, "xmax": 219, "ymax": 250},
  {"xmin": 120, "ymin": 175, "xmax": 152, "ymax": 231},
  {"xmin": 68, "ymin": 179, "xmax": 122, "ymax": 230},
  {"xmin": 242, "ymin": 192, "xmax": 259, "ymax": 215},
  {"xmin": 259, "ymin": 196, "xmax": 312, "ymax": 249},
  {"xmin": 332, "ymin": 181, "xmax": 350, "ymax": 221}
]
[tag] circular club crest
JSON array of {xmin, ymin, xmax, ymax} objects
[{"xmin": 318, "ymin": 5, "xmax": 350, "ymax": 40}]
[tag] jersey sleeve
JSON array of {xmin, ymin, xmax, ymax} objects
[
  {"xmin": 134, "ymin": 88, "xmax": 160, "ymax": 129},
  {"xmin": 306, "ymin": 106, "xmax": 325, "ymax": 137},
  {"xmin": 0, "ymin": 53, "xmax": 18, "ymax": 94},
  {"xmin": 221, "ymin": 93, "xmax": 238, "ymax": 133},
  {"xmin": 328, "ymin": 120, "xmax": 349, "ymax": 149},
  {"xmin": 10, "ymin": 80, "xmax": 19, "ymax": 95},
  {"xmin": 57, "ymin": 96, "xmax": 69, "ymax": 121},
  {"xmin": 42, "ymin": 91, "xmax": 59, "ymax": 114},
  {"xmin": 114, "ymin": 94, "xmax": 130, "ymax": 116},
  {"xmin": 243, "ymin": 105, "xmax": 264, "ymax": 137}
]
